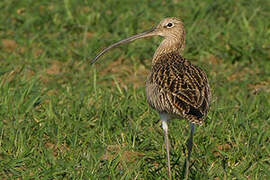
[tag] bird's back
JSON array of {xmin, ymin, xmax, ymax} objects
[{"xmin": 146, "ymin": 52, "xmax": 211, "ymax": 125}]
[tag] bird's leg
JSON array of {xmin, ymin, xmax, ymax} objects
[
  {"xmin": 185, "ymin": 122, "xmax": 195, "ymax": 180},
  {"xmin": 161, "ymin": 114, "xmax": 171, "ymax": 179}
]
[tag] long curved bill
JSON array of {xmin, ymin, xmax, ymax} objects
[{"xmin": 91, "ymin": 28, "xmax": 156, "ymax": 64}]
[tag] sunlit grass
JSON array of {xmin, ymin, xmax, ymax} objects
[{"xmin": 0, "ymin": 0, "xmax": 270, "ymax": 179}]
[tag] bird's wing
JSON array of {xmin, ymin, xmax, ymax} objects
[{"xmin": 150, "ymin": 58, "xmax": 211, "ymax": 121}]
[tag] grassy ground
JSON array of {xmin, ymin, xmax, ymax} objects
[{"xmin": 0, "ymin": 0, "xmax": 270, "ymax": 179}]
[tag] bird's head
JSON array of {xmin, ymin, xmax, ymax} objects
[
  {"xmin": 154, "ymin": 17, "xmax": 185, "ymax": 39},
  {"xmin": 91, "ymin": 17, "xmax": 185, "ymax": 64}
]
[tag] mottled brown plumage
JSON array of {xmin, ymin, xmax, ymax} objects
[
  {"xmin": 91, "ymin": 17, "xmax": 211, "ymax": 180},
  {"xmin": 146, "ymin": 51, "xmax": 210, "ymax": 125}
]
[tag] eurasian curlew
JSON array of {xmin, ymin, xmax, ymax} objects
[{"xmin": 91, "ymin": 17, "xmax": 211, "ymax": 179}]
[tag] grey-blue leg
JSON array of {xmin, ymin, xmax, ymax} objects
[
  {"xmin": 161, "ymin": 113, "xmax": 171, "ymax": 179},
  {"xmin": 185, "ymin": 122, "xmax": 195, "ymax": 179}
]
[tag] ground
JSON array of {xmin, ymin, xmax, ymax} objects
[{"xmin": 0, "ymin": 0, "xmax": 270, "ymax": 179}]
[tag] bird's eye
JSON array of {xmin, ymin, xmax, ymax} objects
[{"xmin": 167, "ymin": 22, "xmax": 173, "ymax": 27}]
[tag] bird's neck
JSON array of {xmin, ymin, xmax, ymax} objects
[{"xmin": 152, "ymin": 38, "xmax": 185, "ymax": 64}]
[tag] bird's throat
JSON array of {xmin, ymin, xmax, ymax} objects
[{"xmin": 152, "ymin": 38, "xmax": 185, "ymax": 64}]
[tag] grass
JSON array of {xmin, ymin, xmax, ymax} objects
[{"xmin": 0, "ymin": 0, "xmax": 270, "ymax": 179}]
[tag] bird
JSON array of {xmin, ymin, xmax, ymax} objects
[{"xmin": 91, "ymin": 17, "xmax": 211, "ymax": 179}]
